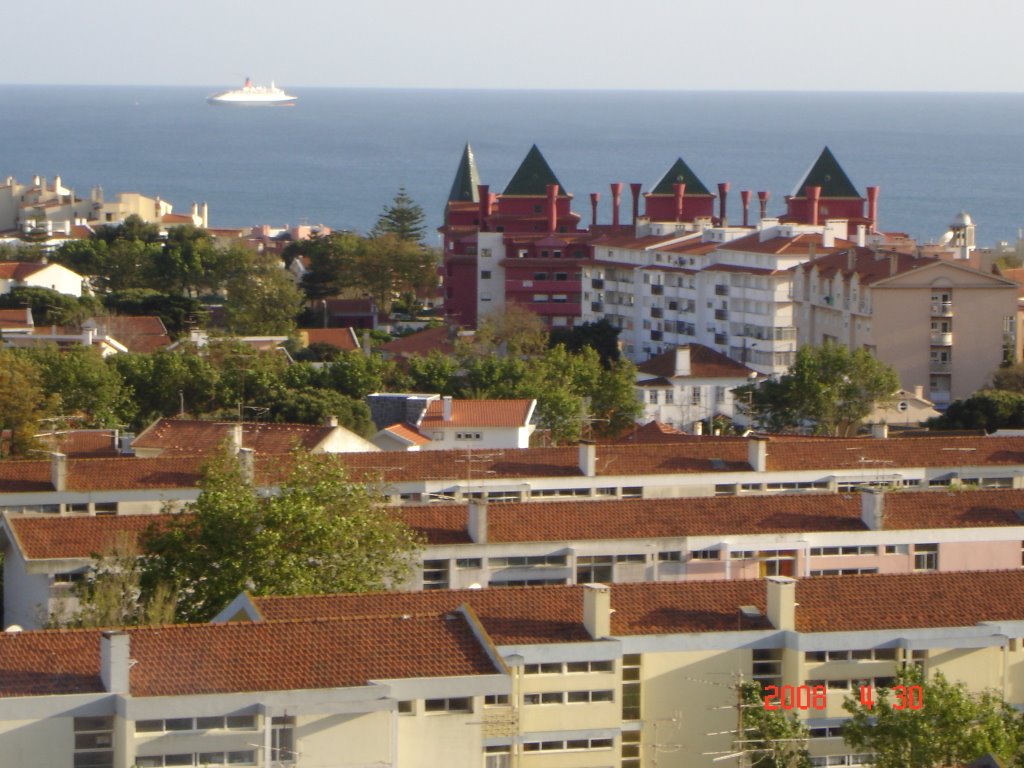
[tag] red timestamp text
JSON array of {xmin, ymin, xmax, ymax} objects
[{"xmin": 763, "ymin": 684, "xmax": 924, "ymax": 711}]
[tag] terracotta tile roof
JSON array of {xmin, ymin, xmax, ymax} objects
[
  {"xmin": 87, "ymin": 316, "xmax": 172, "ymax": 354},
  {"xmin": 700, "ymin": 263, "xmax": 779, "ymax": 275},
  {"xmin": 880, "ymin": 488, "xmax": 1024, "ymax": 530},
  {"xmin": 613, "ymin": 421, "xmax": 689, "ymax": 444},
  {"xmin": 132, "ymin": 418, "xmax": 335, "ymax": 456},
  {"xmin": 0, "ymin": 630, "xmax": 102, "ymax": 697},
  {"xmin": 38, "ymin": 430, "xmax": 120, "ymax": 458},
  {"xmin": 0, "ymin": 308, "xmax": 33, "ymax": 327},
  {"xmin": 794, "ymin": 248, "xmax": 940, "ymax": 286},
  {"xmin": 382, "ymin": 423, "xmax": 431, "ymax": 446},
  {"xmin": 591, "ymin": 233, "xmax": 681, "ymax": 249},
  {"xmin": 420, "ymin": 399, "xmax": 534, "ymax": 429},
  {"xmin": 0, "ymin": 456, "xmax": 205, "ymax": 493},
  {"xmin": 0, "ymin": 261, "xmax": 48, "ymax": 280},
  {"xmin": 637, "ymin": 344, "xmax": 755, "ymax": 379},
  {"xmin": 716, "ymin": 232, "xmax": 853, "ymax": 256},
  {"xmin": 251, "ymin": 570, "xmax": 1024, "ymax": 641},
  {"xmin": 161, "ymin": 213, "xmax": 194, "ymax": 224},
  {"xmin": 300, "ymin": 327, "xmax": 359, "ymax": 351},
  {"xmin": 7, "ymin": 514, "xmax": 169, "ymax": 560},
  {"xmin": 380, "ymin": 326, "xmax": 459, "ymax": 357}
]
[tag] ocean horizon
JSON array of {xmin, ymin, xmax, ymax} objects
[{"xmin": 2, "ymin": 85, "xmax": 1022, "ymax": 247}]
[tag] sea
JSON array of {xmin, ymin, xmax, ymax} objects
[{"xmin": 2, "ymin": 85, "xmax": 1024, "ymax": 247}]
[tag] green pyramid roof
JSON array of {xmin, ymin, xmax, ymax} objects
[
  {"xmin": 502, "ymin": 145, "xmax": 568, "ymax": 197},
  {"xmin": 447, "ymin": 143, "xmax": 481, "ymax": 203},
  {"xmin": 650, "ymin": 158, "xmax": 712, "ymax": 196},
  {"xmin": 792, "ymin": 146, "xmax": 861, "ymax": 199}
]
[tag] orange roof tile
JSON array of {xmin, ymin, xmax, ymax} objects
[
  {"xmin": 0, "ymin": 630, "xmax": 102, "ymax": 697},
  {"xmin": 132, "ymin": 418, "xmax": 335, "ymax": 456},
  {"xmin": 420, "ymin": 399, "xmax": 534, "ymax": 429},
  {"xmin": 301, "ymin": 327, "xmax": 359, "ymax": 351},
  {"xmin": 0, "ymin": 261, "xmax": 48, "ymax": 280},
  {"xmin": 637, "ymin": 344, "xmax": 755, "ymax": 380},
  {"xmin": 8, "ymin": 514, "xmax": 168, "ymax": 560},
  {"xmin": 380, "ymin": 326, "xmax": 458, "ymax": 357},
  {"xmin": 87, "ymin": 316, "xmax": 171, "ymax": 354},
  {"xmin": 382, "ymin": 423, "xmax": 431, "ymax": 446},
  {"xmin": 717, "ymin": 232, "xmax": 853, "ymax": 257},
  {"xmin": 794, "ymin": 248, "xmax": 940, "ymax": 285},
  {"xmin": 0, "ymin": 308, "xmax": 33, "ymax": 327}
]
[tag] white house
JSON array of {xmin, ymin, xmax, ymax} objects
[
  {"xmin": 0, "ymin": 261, "xmax": 84, "ymax": 297},
  {"xmin": 369, "ymin": 395, "xmax": 536, "ymax": 451}
]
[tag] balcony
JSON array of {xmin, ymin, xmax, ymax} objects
[
  {"xmin": 651, "ymin": 307, "xmax": 664, "ymax": 319},
  {"xmin": 931, "ymin": 301, "xmax": 953, "ymax": 316},
  {"xmin": 650, "ymin": 284, "xmax": 664, "ymax": 296},
  {"xmin": 591, "ymin": 278, "xmax": 604, "ymax": 289},
  {"xmin": 930, "ymin": 331, "xmax": 953, "ymax": 346},
  {"xmin": 715, "ymin": 284, "xmax": 729, "ymax": 296},
  {"xmin": 714, "ymin": 309, "xmax": 729, "ymax": 321},
  {"xmin": 929, "ymin": 389, "xmax": 952, "ymax": 405},
  {"xmin": 532, "ymin": 302, "xmax": 582, "ymax": 317},
  {"xmin": 508, "ymin": 279, "xmax": 579, "ymax": 293},
  {"xmin": 591, "ymin": 301, "xmax": 604, "ymax": 313},
  {"xmin": 651, "ymin": 330, "xmax": 663, "ymax": 341},
  {"xmin": 929, "ymin": 361, "xmax": 952, "ymax": 374}
]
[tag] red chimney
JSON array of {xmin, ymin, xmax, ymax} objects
[
  {"xmin": 630, "ymin": 183, "xmax": 642, "ymax": 225},
  {"xmin": 477, "ymin": 184, "xmax": 491, "ymax": 231},
  {"xmin": 546, "ymin": 184, "xmax": 559, "ymax": 234},
  {"xmin": 757, "ymin": 190, "xmax": 770, "ymax": 220},
  {"xmin": 610, "ymin": 182, "xmax": 623, "ymax": 228},
  {"xmin": 590, "ymin": 192, "xmax": 600, "ymax": 227},
  {"xmin": 866, "ymin": 186, "xmax": 879, "ymax": 232},
  {"xmin": 740, "ymin": 190, "xmax": 752, "ymax": 227},
  {"xmin": 717, "ymin": 182, "xmax": 730, "ymax": 225},
  {"xmin": 673, "ymin": 183, "xmax": 686, "ymax": 222},
  {"xmin": 805, "ymin": 185, "xmax": 822, "ymax": 226}
]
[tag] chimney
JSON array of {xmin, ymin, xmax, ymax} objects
[
  {"xmin": 630, "ymin": 183, "xmax": 642, "ymax": 225},
  {"xmin": 806, "ymin": 185, "xmax": 821, "ymax": 226},
  {"xmin": 546, "ymin": 184, "xmax": 559, "ymax": 234},
  {"xmin": 914, "ymin": 385, "xmax": 924, "ymax": 399},
  {"xmin": 579, "ymin": 440, "xmax": 597, "ymax": 477},
  {"xmin": 229, "ymin": 423, "xmax": 243, "ymax": 454},
  {"xmin": 673, "ymin": 183, "xmax": 686, "ymax": 222},
  {"xmin": 191, "ymin": 201, "xmax": 199, "ymax": 218},
  {"xmin": 822, "ymin": 226, "xmax": 835, "ymax": 249},
  {"xmin": 582, "ymin": 583, "xmax": 611, "ymax": 639},
  {"xmin": 674, "ymin": 346, "xmax": 691, "ymax": 377},
  {"xmin": 866, "ymin": 186, "xmax": 879, "ymax": 232},
  {"xmin": 442, "ymin": 395, "xmax": 453, "ymax": 422},
  {"xmin": 740, "ymin": 190, "xmax": 752, "ymax": 227},
  {"xmin": 590, "ymin": 193, "xmax": 600, "ymax": 227},
  {"xmin": 237, "ymin": 447, "xmax": 255, "ymax": 484},
  {"xmin": 477, "ymin": 184, "xmax": 491, "ymax": 231},
  {"xmin": 610, "ymin": 183, "xmax": 623, "ymax": 228},
  {"xmin": 325, "ymin": 415, "xmax": 339, "ymax": 427},
  {"xmin": 693, "ymin": 421, "xmax": 703, "ymax": 436},
  {"xmin": 870, "ymin": 422, "xmax": 889, "ymax": 440},
  {"xmin": 856, "ymin": 224, "xmax": 867, "ymax": 248},
  {"xmin": 765, "ymin": 577, "xmax": 796, "ymax": 631},
  {"xmin": 748, "ymin": 436, "xmax": 768, "ymax": 472},
  {"xmin": 101, "ymin": 631, "xmax": 131, "ymax": 693},
  {"xmin": 758, "ymin": 190, "xmax": 770, "ymax": 220},
  {"xmin": 861, "ymin": 488, "xmax": 885, "ymax": 530},
  {"xmin": 468, "ymin": 500, "xmax": 488, "ymax": 544},
  {"xmin": 717, "ymin": 182, "xmax": 730, "ymax": 225},
  {"xmin": 201, "ymin": 202, "xmax": 209, "ymax": 229},
  {"xmin": 51, "ymin": 452, "xmax": 67, "ymax": 491}
]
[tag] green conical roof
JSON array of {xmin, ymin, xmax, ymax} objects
[
  {"xmin": 792, "ymin": 146, "xmax": 861, "ymax": 198},
  {"xmin": 503, "ymin": 145, "xmax": 568, "ymax": 196},
  {"xmin": 448, "ymin": 143, "xmax": 481, "ymax": 203},
  {"xmin": 650, "ymin": 157, "xmax": 712, "ymax": 196}
]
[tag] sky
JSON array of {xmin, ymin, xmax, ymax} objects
[{"xmin": 6, "ymin": 0, "xmax": 1024, "ymax": 91}]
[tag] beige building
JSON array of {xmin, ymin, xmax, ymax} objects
[
  {"xmin": 793, "ymin": 249, "xmax": 1018, "ymax": 405},
  {"xmin": 4, "ymin": 572, "xmax": 1024, "ymax": 767}
]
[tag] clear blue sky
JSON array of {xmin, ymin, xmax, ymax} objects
[{"xmin": 8, "ymin": 0, "xmax": 1022, "ymax": 91}]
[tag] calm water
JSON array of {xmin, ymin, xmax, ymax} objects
[{"xmin": 1, "ymin": 86, "xmax": 1023, "ymax": 246}]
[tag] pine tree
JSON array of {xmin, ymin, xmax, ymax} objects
[{"xmin": 371, "ymin": 187, "xmax": 426, "ymax": 243}]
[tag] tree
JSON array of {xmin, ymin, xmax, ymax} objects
[
  {"xmin": 991, "ymin": 363, "xmax": 1024, "ymax": 393},
  {"xmin": 739, "ymin": 343, "xmax": 899, "ymax": 436},
  {"xmin": 371, "ymin": 187, "xmax": 426, "ymax": 243},
  {"xmin": 549, "ymin": 318, "xmax": 622, "ymax": 367},
  {"xmin": 0, "ymin": 286, "xmax": 102, "ymax": 327},
  {"xmin": 842, "ymin": 665, "xmax": 1024, "ymax": 768},
  {"xmin": 54, "ymin": 533, "xmax": 176, "ymax": 628},
  {"xmin": 141, "ymin": 451, "xmax": 423, "ymax": 622},
  {"xmin": 927, "ymin": 389, "xmax": 1024, "ymax": 432},
  {"xmin": 0, "ymin": 349, "xmax": 53, "ymax": 458},
  {"xmin": 223, "ymin": 247, "xmax": 303, "ymax": 335},
  {"xmin": 469, "ymin": 304, "xmax": 550, "ymax": 359},
  {"xmin": 297, "ymin": 232, "xmax": 366, "ymax": 301},
  {"xmin": 740, "ymin": 681, "xmax": 812, "ymax": 768},
  {"xmin": 23, "ymin": 346, "xmax": 134, "ymax": 428}
]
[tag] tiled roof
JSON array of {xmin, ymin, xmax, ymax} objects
[
  {"xmin": 87, "ymin": 315, "xmax": 172, "ymax": 354},
  {"xmin": 251, "ymin": 570, "xmax": 1024, "ymax": 641},
  {"xmin": 794, "ymin": 249, "xmax": 940, "ymax": 286},
  {"xmin": 0, "ymin": 612, "xmax": 500, "ymax": 698},
  {"xmin": 379, "ymin": 326, "xmax": 459, "ymax": 357},
  {"xmin": 0, "ymin": 456, "xmax": 205, "ymax": 493},
  {"xmin": 38, "ymin": 430, "xmax": 120, "ymax": 458},
  {"xmin": 637, "ymin": 344, "xmax": 755, "ymax": 379},
  {"xmin": 613, "ymin": 421, "xmax": 688, "ymax": 444},
  {"xmin": 300, "ymin": 327, "xmax": 360, "ymax": 351},
  {"xmin": 716, "ymin": 232, "xmax": 853, "ymax": 256},
  {"xmin": 0, "ymin": 261, "xmax": 48, "ymax": 280},
  {"xmin": 419, "ymin": 399, "xmax": 534, "ymax": 429},
  {"xmin": 0, "ymin": 308, "xmax": 33, "ymax": 327},
  {"xmin": 132, "ymin": 418, "xmax": 335, "ymax": 456},
  {"xmin": 382, "ymin": 423, "xmax": 431, "ymax": 446},
  {"xmin": 8, "ymin": 514, "xmax": 168, "ymax": 560}
]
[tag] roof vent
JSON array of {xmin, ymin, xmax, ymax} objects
[{"xmin": 739, "ymin": 606, "xmax": 761, "ymax": 620}]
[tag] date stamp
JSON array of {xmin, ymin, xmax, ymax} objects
[{"xmin": 763, "ymin": 684, "xmax": 924, "ymax": 711}]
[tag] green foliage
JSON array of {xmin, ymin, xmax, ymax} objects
[
  {"xmin": 371, "ymin": 187, "xmax": 427, "ymax": 243},
  {"xmin": 740, "ymin": 682, "xmax": 812, "ymax": 768},
  {"xmin": 548, "ymin": 318, "xmax": 622, "ymax": 367},
  {"xmin": 842, "ymin": 665, "xmax": 1024, "ymax": 768},
  {"xmin": 92, "ymin": 214, "xmax": 161, "ymax": 244},
  {"xmin": 407, "ymin": 352, "xmax": 460, "ymax": 395},
  {"xmin": 19, "ymin": 346, "xmax": 133, "ymax": 428},
  {"xmin": 222, "ymin": 247, "xmax": 303, "ymax": 336},
  {"xmin": 0, "ymin": 349, "xmax": 54, "ymax": 458},
  {"xmin": 991, "ymin": 363, "xmax": 1024, "ymax": 393},
  {"xmin": 928, "ymin": 389, "xmax": 1024, "ymax": 432},
  {"xmin": 146, "ymin": 225, "xmax": 219, "ymax": 296},
  {"xmin": 740, "ymin": 343, "xmax": 899, "ymax": 435},
  {"xmin": 269, "ymin": 388, "xmax": 376, "ymax": 436},
  {"xmin": 141, "ymin": 451, "xmax": 423, "ymax": 622},
  {"xmin": 324, "ymin": 351, "xmax": 400, "ymax": 399},
  {"xmin": 109, "ymin": 349, "xmax": 220, "ymax": 428},
  {"xmin": 0, "ymin": 286, "xmax": 102, "ymax": 326}
]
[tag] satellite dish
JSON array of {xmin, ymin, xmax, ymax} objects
[
  {"xmin": 4, "ymin": 625, "xmax": 23, "ymax": 633},
  {"xmin": 468, "ymin": 583, "xmax": 483, "ymax": 590}
]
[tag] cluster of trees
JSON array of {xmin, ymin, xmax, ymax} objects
[
  {"xmin": 738, "ymin": 343, "xmax": 900, "ymax": 436},
  {"xmin": 58, "ymin": 450, "xmax": 423, "ymax": 625},
  {"xmin": 744, "ymin": 666, "xmax": 1024, "ymax": 768},
  {"xmin": 928, "ymin": 363, "xmax": 1024, "ymax": 432}
]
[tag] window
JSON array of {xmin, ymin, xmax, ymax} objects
[
  {"xmin": 577, "ymin": 555, "xmax": 613, "ymax": 583},
  {"xmin": 622, "ymin": 730, "xmax": 641, "ymax": 768},
  {"xmin": 455, "ymin": 432, "xmax": 482, "ymax": 440},
  {"xmin": 422, "ymin": 559, "xmax": 450, "ymax": 589},
  {"xmin": 398, "ymin": 700, "xmax": 414, "ymax": 714},
  {"xmin": 522, "ymin": 738, "xmax": 613, "ymax": 752},
  {"xmin": 664, "ymin": 389, "xmax": 674, "ymax": 404},
  {"xmin": 485, "ymin": 746, "xmax": 511, "ymax": 768},
  {"xmin": 648, "ymin": 390, "xmax": 659, "ymax": 404},
  {"xmin": 270, "ymin": 716, "xmax": 295, "ymax": 764},
  {"xmin": 884, "ymin": 544, "xmax": 909, "ymax": 555},
  {"xmin": 456, "ymin": 558, "xmax": 482, "ymax": 569},
  {"xmin": 691, "ymin": 387, "xmax": 701, "ymax": 405},
  {"xmin": 752, "ymin": 649, "xmax": 782, "ymax": 686},
  {"xmin": 810, "ymin": 546, "xmax": 878, "ymax": 557},
  {"xmin": 484, "ymin": 694, "xmax": 510, "ymax": 706},
  {"xmin": 490, "ymin": 554, "xmax": 567, "ymax": 567},
  {"xmin": 75, "ymin": 716, "xmax": 114, "ymax": 768},
  {"xmin": 481, "ymin": 270, "xmax": 492, "ymax": 279},
  {"xmin": 524, "ymin": 662, "xmax": 563, "ymax": 674},
  {"xmin": 913, "ymin": 544, "xmax": 938, "ymax": 571},
  {"xmin": 622, "ymin": 654, "xmax": 642, "ymax": 720},
  {"xmin": 691, "ymin": 549, "xmax": 721, "ymax": 561},
  {"xmin": 424, "ymin": 697, "xmax": 473, "ymax": 713},
  {"xmin": 566, "ymin": 660, "xmax": 615, "ymax": 673},
  {"xmin": 480, "ymin": 248, "xmax": 492, "ymax": 258},
  {"xmin": 658, "ymin": 551, "xmax": 682, "ymax": 562},
  {"xmin": 730, "ymin": 551, "xmax": 754, "ymax": 560}
]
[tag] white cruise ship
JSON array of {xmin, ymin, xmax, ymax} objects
[{"xmin": 206, "ymin": 78, "xmax": 297, "ymax": 106}]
